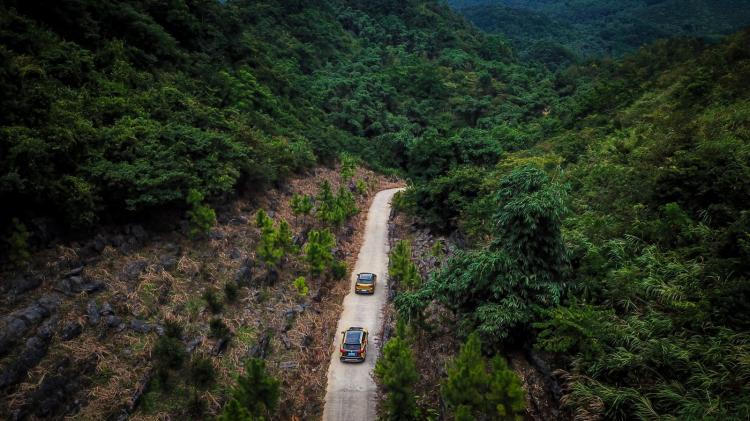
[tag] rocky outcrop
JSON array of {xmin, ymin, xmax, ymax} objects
[
  {"xmin": 0, "ymin": 316, "xmax": 58, "ymax": 389},
  {"xmin": 0, "ymin": 293, "xmax": 61, "ymax": 357}
]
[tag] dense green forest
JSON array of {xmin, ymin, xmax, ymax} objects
[
  {"xmin": 2, "ymin": 0, "xmax": 750, "ymax": 419},
  {"xmin": 449, "ymin": 0, "xmax": 750, "ymax": 61},
  {"xmin": 398, "ymin": 27, "xmax": 750, "ymax": 421}
]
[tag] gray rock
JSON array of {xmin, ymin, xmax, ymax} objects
[
  {"xmin": 186, "ymin": 337, "xmax": 203, "ymax": 353},
  {"xmin": 64, "ymin": 267, "xmax": 84, "ymax": 277},
  {"xmin": 130, "ymin": 319, "xmax": 151, "ymax": 334},
  {"xmin": 235, "ymin": 258, "xmax": 254, "ymax": 283},
  {"xmin": 230, "ymin": 216, "xmax": 248, "ymax": 226},
  {"xmin": 280, "ymin": 334, "xmax": 292, "ymax": 350},
  {"xmin": 129, "ymin": 224, "xmax": 147, "ymax": 240},
  {"xmin": 209, "ymin": 230, "xmax": 225, "ymax": 240},
  {"xmin": 87, "ymin": 301, "xmax": 100, "ymax": 326},
  {"xmin": 15, "ymin": 304, "xmax": 49, "ymax": 327},
  {"xmin": 111, "ymin": 235, "xmax": 125, "ymax": 247},
  {"xmin": 122, "ymin": 260, "xmax": 148, "ymax": 281},
  {"xmin": 9, "ymin": 275, "xmax": 42, "ymax": 297},
  {"xmin": 229, "ymin": 248, "xmax": 243, "ymax": 260},
  {"xmin": 159, "ymin": 254, "xmax": 178, "ymax": 271},
  {"xmin": 61, "ymin": 322, "xmax": 83, "ymax": 341},
  {"xmin": 92, "ymin": 234, "xmax": 107, "ymax": 252},
  {"xmin": 301, "ymin": 335, "xmax": 313, "ymax": 348},
  {"xmin": 249, "ymin": 331, "xmax": 272, "ymax": 359},
  {"xmin": 106, "ymin": 315, "xmax": 122, "ymax": 328},
  {"xmin": 279, "ymin": 361, "xmax": 298, "ymax": 369},
  {"xmin": 0, "ymin": 324, "xmax": 53, "ymax": 389},
  {"xmin": 99, "ymin": 302, "xmax": 113, "ymax": 316}
]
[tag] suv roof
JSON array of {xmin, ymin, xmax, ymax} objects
[{"xmin": 357, "ymin": 273, "xmax": 374, "ymax": 280}]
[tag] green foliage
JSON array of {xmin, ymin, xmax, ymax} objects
[
  {"xmin": 4, "ymin": 218, "xmax": 30, "ymax": 267},
  {"xmin": 152, "ymin": 335, "xmax": 187, "ymax": 382},
  {"xmin": 374, "ymin": 329, "xmax": 420, "ymax": 421},
  {"xmin": 315, "ymin": 181, "xmax": 358, "ymax": 227},
  {"xmin": 229, "ymin": 358, "xmax": 280, "ymax": 418},
  {"xmin": 203, "ymin": 288, "xmax": 223, "ymax": 314},
  {"xmin": 331, "ymin": 260, "xmax": 348, "ymax": 281},
  {"xmin": 256, "ymin": 209, "xmax": 297, "ymax": 268},
  {"xmin": 355, "ymin": 179, "xmax": 368, "ymax": 195},
  {"xmin": 397, "ymin": 167, "xmax": 566, "ymax": 345},
  {"xmin": 303, "ymin": 229, "xmax": 336, "ymax": 278},
  {"xmin": 186, "ymin": 189, "xmax": 216, "ymax": 238},
  {"xmin": 340, "ymin": 152, "xmax": 359, "ymax": 181},
  {"xmin": 442, "ymin": 333, "xmax": 525, "ymax": 421},
  {"xmin": 290, "ymin": 194, "xmax": 314, "ymax": 223},
  {"xmin": 188, "ymin": 356, "xmax": 216, "ymax": 390},
  {"xmin": 209, "ymin": 318, "xmax": 230, "ymax": 339},
  {"xmin": 452, "ymin": 0, "xmax": 750, "ymax": 60},
  {"xmin": 293, "ymin": 276, "xmax": 309, "ymax": 297},
  {"xmin": 389, "ymin": 240, "xmax": 422, "ymax": 291},
  {"xmin": 217, "ymin": 399, "xmax": 254, "ymax": 421}
]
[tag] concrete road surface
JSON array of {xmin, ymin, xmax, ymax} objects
[{"xmin": 322, "ymin": 188, "xmax": 403, "ymax": 421}]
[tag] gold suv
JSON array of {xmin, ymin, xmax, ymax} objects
[{"xmin": 354, "ymin": 272, "xmax": 376, "ymax": 294}]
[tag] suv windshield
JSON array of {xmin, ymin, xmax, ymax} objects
[{"xmin": 357, "ymin": 274, "xmax": 374, "ymax": 284}]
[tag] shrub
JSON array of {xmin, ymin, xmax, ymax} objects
[
  {"xmin": 186, "ymin": 189, "xmax": 217, "ymax": 238},
  {"xmin": 4, "ymin": 218, "xmax": 31, "ymax": 268},
  {"xmin": 218, "ymin": 399, "xmax": 253, "ymax": 421},
  {"xmin": 256, "ymin": 210, "xmax": 297, "ymax": 267},
  {"xmin": 355, "ymin": 179, "xmax": 368, "ymax": 195},
  {"xmin": 229, "ymin": 358, "xmax": 280, "ymax": 418},
  {"xmin": 203, "ymin": 288, "xmax": 224, "ymax": 314},
  {"xmin": 210, "ymin": 318, "xmax": 231, "ymax": 339},
  {"xmin": 315, "ymin": 181, "xmax": 358, "ymax": 227},
  {"xmin": 189, "ymin": 356, "xmax": 216, "ymax": 389},
  {"xmin": 163, "ymin": 320, "xmax": 184, "ymax": 339},
  {"xmin": 224, "ymin": 281, "xmax": 240, "ymax": 303},
  {"xmin": 152, "ymin": 335, "xmax": 187, "ymax": 382},
  {"xmin": 303, "ymin": 229, "xmax": 336, "ymax": 278},
  {"xmin": 290, "ymin": 193, "xmax": 314, "ymax": 224},
  {"xmin": 340, "ymin": 152, "xmax": 359, "ymax": 181},
  {"xmin": 331, "ymin": 260, "xmax": 348, "ymax": 280},
  {"xmin": 293, "ymin": 276, "xmax": 309, "ymax": 297}
]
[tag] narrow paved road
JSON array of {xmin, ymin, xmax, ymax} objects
[{"xmin": 322, "ymin": 188, "xmax": 403, "ymax": 421}]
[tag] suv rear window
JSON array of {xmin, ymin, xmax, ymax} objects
[
  {"xmin": 343, "ymin": 343, "xmax": 360, "ymax": 350},
  {"xmin": 345, "ymin": 331, "xmax": 362, "ymax": 344}
]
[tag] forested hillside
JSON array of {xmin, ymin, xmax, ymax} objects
[
  {"xmin": 449, "ymin": 0, "xmax": 750, "ymax": 61},
  {"xmin": 397, "ymin": 27, "xmax": 750, "ymax": 421},
  {"xmin": 2, "ymin": 0, "xmax": 750, "ymax": 419}
]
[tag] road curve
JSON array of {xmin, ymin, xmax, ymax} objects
[{"xmin": 322, "ymin": 188, "xmax": 404, "ymax": 421}]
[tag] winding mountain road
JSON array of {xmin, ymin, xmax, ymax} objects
[{"xmin": 322, "ymin": 188, "xmax": 403, "ymax": 421}]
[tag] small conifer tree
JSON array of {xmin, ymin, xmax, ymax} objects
[
  {"xmin": 186, "ymin": 189, "xmax": 216, "ymax": 238},
  {"xmin": 442, "ymin": 333, "xmax": 525, "ymax": 420},
  {"xmin": 375, "ymin": 324, "xmax": 420, "ymax": 420}
]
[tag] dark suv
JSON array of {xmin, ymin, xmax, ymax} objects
[{"xmin": 339, "ymin": 327, "xmax": 368, "ymax": 362}]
